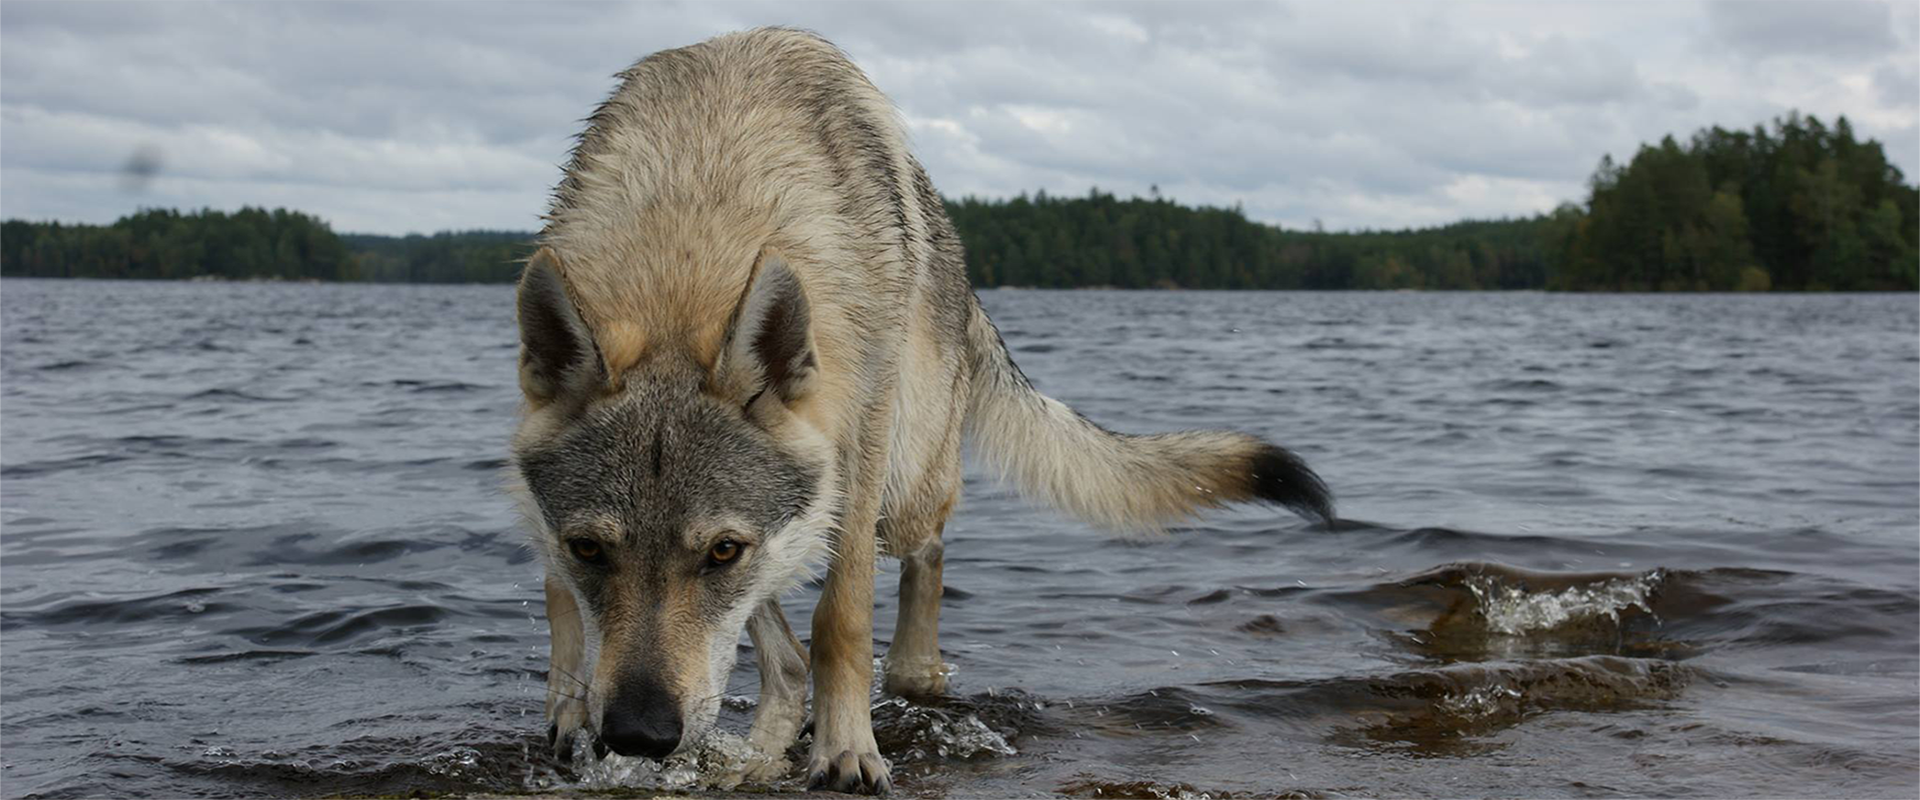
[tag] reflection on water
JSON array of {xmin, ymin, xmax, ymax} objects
[{"xmin": 2, "ymin": 281, "xmax": 1916, "ymax": 798}]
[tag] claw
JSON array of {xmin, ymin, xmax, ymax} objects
[
  {"xmin": 807, "ymin": 749, "xmax": 891, "ymax": 794},
  {"xmin": 546, "ymin": 723, "xmax": 581, "ymax": 765}
]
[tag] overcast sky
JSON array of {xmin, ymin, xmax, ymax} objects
[{"xmin": 2, "ymin": 1, "xmax": 1914, "ymax": 235}]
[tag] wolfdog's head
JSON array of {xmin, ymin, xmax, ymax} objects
[{"xmin": 508, "ymin": 247, "xmax": 836, "ymax": 759}]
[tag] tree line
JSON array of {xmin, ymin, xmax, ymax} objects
[
  {"xmin": 339, "ymin": 231, "xmax": 530, "ymax": 283},
  {"xmin": 3, "ymin": 112, "xmax": 1913, "ymax": 290},
  {"xmin": 945, "ymin": 190, "xmax": 1561, "ymax": 290},
  {"xmin": 1, "ymin": 207, "xmax": 356, "ymax": 281},
  {"xmin": 1556, "ymin": 113, "xmax": 1916, "ymax": 290}
]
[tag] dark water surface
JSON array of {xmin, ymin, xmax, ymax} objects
[{"xmin": 3, "ymin": 280, "xmax": 1916, "ymax": 799}]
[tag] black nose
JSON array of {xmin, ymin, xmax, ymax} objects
[{"xmin": 599, "ymin": 679, "xmax": 682, "ymax": 760}]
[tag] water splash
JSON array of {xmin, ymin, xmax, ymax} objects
[
  {"xmin": 1465, "ymin": 569, "xmax": 1663, "ymax": 635},
  {"xmin": 1437, "ymin": 682, "xmax": 1523, "ymax": 720},
  {"xmin": 421, "ymin": 746, "xmax": 482, "ymax": 778},
  {"xmin": 565, "ymin": 729, "xmax": 776, "ymax": 792},
  {"xmin": 543, "ymin": 688, "xmax": 1030, "ymax": 793},
  {"xmin": 871, "ymin": 696, "xmax": 1018, "ymax": 762}
]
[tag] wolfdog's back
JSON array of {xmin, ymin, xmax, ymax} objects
[{"xmin": 534, "ymin": 28, "xmax": 968, "ymax": 391}]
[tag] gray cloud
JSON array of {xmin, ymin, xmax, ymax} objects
[
  {"xmin": 2, "ymin": 0, "xmax": 1913, "ymax": 234},
  {"xmin": 1706, "ymin": 0, "xmax": 1899, "ymax": 61},
  {"xmin": 1877, "ymin": 62, "xmax": 1919, "ymax": 108}
]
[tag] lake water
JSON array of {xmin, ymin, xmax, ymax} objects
[{"xmin": 2, "ymin": 279, "xmax": 1916, "ymax": 798}]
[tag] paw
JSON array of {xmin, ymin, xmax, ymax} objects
[
  {"xmin": 806, "ymin": 746, "xmax": 892, "ymax": 795},
  {"xmin": 740, "ymin": 751, "xmax": 793, "ymax": 784},
  {"xmin": 544, "ymin": 721, "xmax": 580, "ymax": 764},
  {"xmin": 747, "ymin": 697, "xmax": 806, "ymax": 771},
  {"xmin": 545, "ymin": 694, "xmax": 588, "ymax": 762},
  {"xmin": 882, "ymin": 657, "xmax": 949, "ymax": 699},
  {"xmin": 745, "ymin": 723, "xmax": 800, "ymax": 783}
]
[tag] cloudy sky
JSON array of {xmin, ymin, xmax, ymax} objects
[{"xmin": 2, "ymin": 1, "xmax": 1914, "ymax": 235}]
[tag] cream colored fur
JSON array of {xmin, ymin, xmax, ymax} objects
[{"xmin": 518, "ymin": 27, "xmax": 1330, "ymax": 796}]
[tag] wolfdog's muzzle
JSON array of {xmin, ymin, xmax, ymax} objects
[{"xmin": 599, "ymin": 674, "xmax": 682, "ymax": 759}]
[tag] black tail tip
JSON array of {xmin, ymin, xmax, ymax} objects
[{"xmin": 1249, "ymin": 444, "xmax": 1336, "ymax": 524}]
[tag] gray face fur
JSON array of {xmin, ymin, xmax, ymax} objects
[
  {"xmin": 513, "ymin": 245, "xmax": 837, "ymax": 756},
  {"xmin": 518, "ymin": 374, "xmax": 819, "ymax": 555},
  {"xmin": 516, "ymin": 368, "xmax": 832, "ymax": 751}
]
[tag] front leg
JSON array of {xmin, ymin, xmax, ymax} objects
[
  {"xmin": 807, "ymin": 450, "xmax": 891, "ymax": 794},
  {"xmin": 543, "ymin": 573, "xmax": 589, "ymax": 761},
  {"xmin": 744, "ymin": 598, "xmax": 808, "ymax": 780}
]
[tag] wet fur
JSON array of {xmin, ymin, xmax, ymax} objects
[{"xmin": 510, "ymin": 27, "xmax": 1333, "ymax": 794}]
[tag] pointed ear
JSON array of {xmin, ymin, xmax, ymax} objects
[
  {"xmin": 516, "ymin": 247, "xmax": 603, "ymax": 400},
  {"xmin": 720, "ymin": 253, "xmax": 816, "ymax": 406}
]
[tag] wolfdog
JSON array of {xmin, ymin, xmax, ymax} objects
[{"xmin": 509, "ymin": 27, "xmax": 1333, "ymax": 794}]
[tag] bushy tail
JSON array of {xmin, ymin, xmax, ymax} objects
[{"xmin": 962, "ymin": 300, "xmax": 1334, "ymax": 530}]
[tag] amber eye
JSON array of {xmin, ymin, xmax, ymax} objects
[
  {"xmin": 708, "ymin": 540, "xmax": 744, "ymax": 566},
  {"xmin": 568, "ymin": 537, "xmax": 604, "ymax": 563}
]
